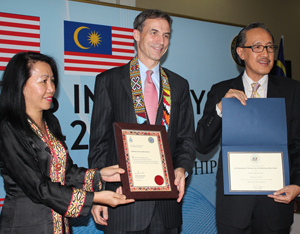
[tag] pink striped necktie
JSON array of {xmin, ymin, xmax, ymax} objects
[{"xmin": 144, "ymin": 70, "xmax": 158, "ymax": 125}]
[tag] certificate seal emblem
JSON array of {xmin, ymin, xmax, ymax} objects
[
  {"xmin": 155, "ymin": 175, "xmax": 164, "ymax": 185},
  {"xmin": 250, "ymin": 154, "xmax": 260, "ymax": 163},
  {"xmin": 148, "ymin": 137, "xmax": 154, "ymax": 143}
]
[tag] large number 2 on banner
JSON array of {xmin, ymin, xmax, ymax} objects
[
  {"xmin": 71, "ymin": 120, "xmax": 88, "ymax": 150},
  {"xmin": 71, "ymin": 84, "xmax": 93, "ymax": 150}
]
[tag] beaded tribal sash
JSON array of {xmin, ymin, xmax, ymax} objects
[{"xmin": 130, "ymin": 57, "xmax": 171, "ymax": 131}]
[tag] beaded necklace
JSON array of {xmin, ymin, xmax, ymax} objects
[{"xmin": 129, "ymin": 56, "xmax": 171, "ymax": 131}]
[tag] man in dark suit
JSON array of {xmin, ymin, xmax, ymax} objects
[
  {"xmin": 88, "ymin": 9, "xmax": 195, "ymax": 234},
  {"xmin": 195, "ymin": 22, "xmax": 300, "ymax": 234}
]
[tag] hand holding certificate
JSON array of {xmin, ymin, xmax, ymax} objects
[
  {"xmin": 114, "ymin": 122, "xmax": 178, "ymax": 200},
  {"xmin": 222, "ymin": 98, "xmax": 290, "ymax": 195}
]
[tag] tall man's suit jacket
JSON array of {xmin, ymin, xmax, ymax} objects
[
  {"xmin": 88, "ymin": 61, "xmax": 196, "ymax": 231},
  {"xmin": 195, "ymin": 73, "xmax": 300, "ymax": 231}
]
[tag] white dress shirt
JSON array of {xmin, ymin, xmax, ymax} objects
[
  {"xmin": 242, "ymin": 71, "xmax": 268, "ymax": 98},
  {"xmin": 138, "ymin": 59, "xmax": 160, "ymax": 100}
]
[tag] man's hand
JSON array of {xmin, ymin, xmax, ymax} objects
[
  {"xmin": 267, "ymin": 185, "xmax": 300, "ymax": 204},
  {"xmin": 116, "ymin": 186, "xmax": 123, "ymax": 194},
  {"xmin": 91, "ymin": 186, "xmax": 126, "ymax": 225},
  {"xmin": 217, "ymin": 89, "xmax": 248, "ymax": 113},
  {"xmin": 174, "ymin": 167, "xmax": 186, "ymax": 203},
  {"xmin": 91, "ymin": 205, "xmax": 109, "ymax": 225}
]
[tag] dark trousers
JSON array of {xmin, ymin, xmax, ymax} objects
[
  {"xmin": 217, "ymin": 196, "xmax": 290, "ymax": 234},
  {"xmin": 104, "ymin": 204, "xmax": 179, "ymax": 234}
]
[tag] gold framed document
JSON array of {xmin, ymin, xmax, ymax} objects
[{"xmin": 113, "ymin": 122, "xmax": 178, "ymax": 200}]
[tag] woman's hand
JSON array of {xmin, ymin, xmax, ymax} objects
[
  {"xmin": 100, "ymin": 165, "xmax": 124, "ymax": 182},
  {"xmin": 93, "ymin": 191, "xmax": 134, "ymax": 207}
]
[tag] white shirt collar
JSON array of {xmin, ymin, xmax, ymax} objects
[
  {"xmin": 242, "ymin": 71, "xmax": 268, "ymax": 98},
  {"xmin": 138, "ymin": 59, "xmax": 160, "ymax": 79},
  {"xmin": 242, "ymin": 71, "xmax": 268, "ymax": 89}
]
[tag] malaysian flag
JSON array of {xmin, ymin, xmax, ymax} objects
[
  {"xmin": 64, "ymin": 21, "xmax": 135, "ymax": 76},
  {"xmin": 275, "ymin": 36, "xmax": 286, "ymax": 77},
  {"xmin": 0, "ymin": 198, "xmax": 3, "ymax": 209},
  {"xmin": 0, "ymin": 12, "xmax": 40, "ymax": 71}
]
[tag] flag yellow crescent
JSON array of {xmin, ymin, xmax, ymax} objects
[{"xmin": 73, "ymin": 26, "xmax": 90, "ymax": 49}]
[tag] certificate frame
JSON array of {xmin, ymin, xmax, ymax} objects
[
  {"xmin": 113, "ymin": 122, "xmax": 178, "ymax": 200},
  {"xmin": 223, "ymin": 150, "xmax": 289, "ymax": 195}
]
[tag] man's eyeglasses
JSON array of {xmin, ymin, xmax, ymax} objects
[{"xmin": 241, "ymin": 45, "xmax": 278, "ymax": 53}]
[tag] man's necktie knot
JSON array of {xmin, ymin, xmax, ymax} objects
[{"xmin": 146, "ymin": 70, "xmax": 154, "ymax": 83}]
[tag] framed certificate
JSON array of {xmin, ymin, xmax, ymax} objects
[{"xmin": 113, "ymin": 122, "xmax": 178, "ymax": 200}]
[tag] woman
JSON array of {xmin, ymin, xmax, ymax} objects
[{"xmin": 0, "ymin": 52, "xmax": 134, "ymax": 233}]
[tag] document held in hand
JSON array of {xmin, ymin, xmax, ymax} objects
[{"xmin": 222, "ymin": 98, "xmax": 289, "ymax": 195}]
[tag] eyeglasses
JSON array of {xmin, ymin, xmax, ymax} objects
[{"xmin": 241, "ymin": 45, "xmax": 278, "ymax": 53}]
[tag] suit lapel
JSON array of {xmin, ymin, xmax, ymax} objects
[
  {"xmin": 230, "ymin": 74, "xmax": 245, "ymax": 91},
  {"xmin": 154, "ymin": 68, "xmax": 164, "ymax": 125},
  {"xmin": 119, "ymin": 63, "xmax": 141, "ymax": 123},
  {"xmin": 267, "ymin": 75, "xmax": 281, "ymax": 98},
  {"xmin": 120, "ymin": 63, "xmax": 133, "ymax": 99}
]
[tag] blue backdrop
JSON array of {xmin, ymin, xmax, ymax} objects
[{"xmin": 0, "ymin": 0, "xmax": 243, "ymax": 233}]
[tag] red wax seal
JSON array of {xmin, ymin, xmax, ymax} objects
[{"xmin": 154, "ymin": 175, "xmax": 164, "ymax": 185}]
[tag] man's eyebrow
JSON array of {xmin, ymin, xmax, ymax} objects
[
  {"xmin": 150, "ymin": 28, "xmax": 170, "ymax": 33},
  {"xmin": 252, "ymin": 41, "xmax": 273, "ymax": 45}
]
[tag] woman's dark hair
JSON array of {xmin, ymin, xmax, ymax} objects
[
  {"xmin": 0, "ymin": 52, "xmax": 63, "ymax": 140},
  {"xmin": 133, "ymin": 9, "xmax": 173, "ymax": 32}
]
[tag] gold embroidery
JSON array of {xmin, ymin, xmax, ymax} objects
[
  {"xmin": 52, "ymin": 210, "xmax": 63, "ymax": 234},
  {"xmin": 28, "ymin": 119, "xmax": 85, "ymax": 234},
  {"xmin": 64, "ymin": 218, "xmax": 70, "ymax": 233},
  {"xmin": 64, "ymin": 188, "xmax": 86, "ymax": 218},
  {"xmin": 83, "ymin": 169, "xmax": 99, "ymax": 192}
]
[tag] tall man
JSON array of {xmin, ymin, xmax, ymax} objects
[
  {"xmin": 88, "ymin": 9, "xmax": 195, "ymax": 233},
  {"xmin": 195, "ymin": 22, "xmax": 300, "ymax": 234}
]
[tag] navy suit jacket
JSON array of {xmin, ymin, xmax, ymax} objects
[
  {"xmin": 88, "ymin": 62, "xmax": 195, "ymax": 231},
  {"xmin": 196, "ymin": 73, "xmax": 300, "ymax": 231}
]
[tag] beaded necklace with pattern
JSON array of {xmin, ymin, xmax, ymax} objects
[{"xmin": 130, "ymin": 56, "xmax": 171, "ymax": 131}]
